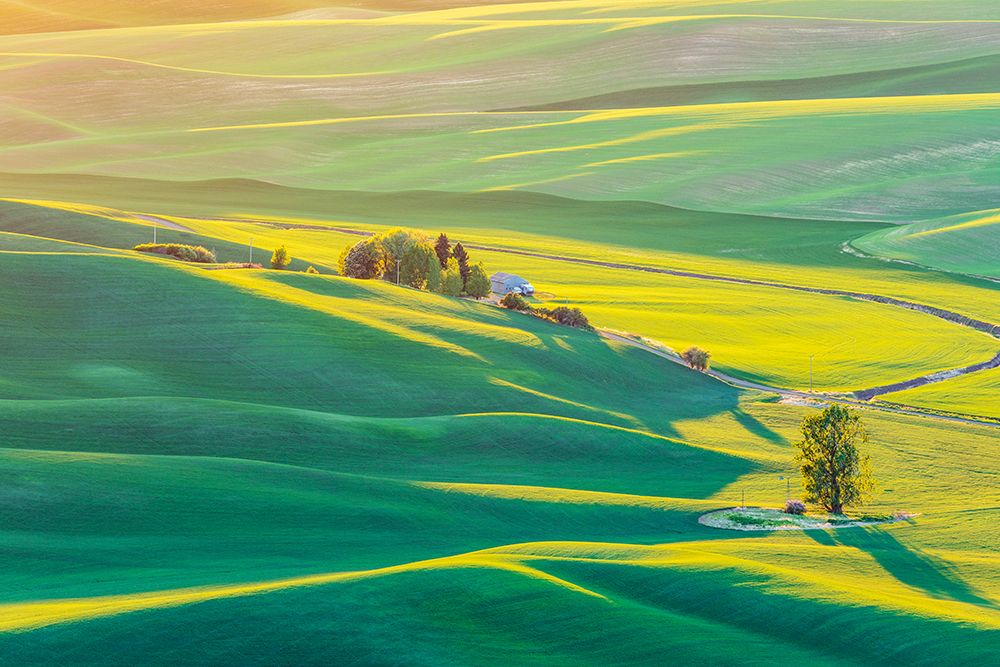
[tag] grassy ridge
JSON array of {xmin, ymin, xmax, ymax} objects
[
  {"xmin": 2, "ymin": 3, "xmax": 1000, "ymax": 224},
  {"xmin": 2, "ymin": 2, "xmax": 999, "ymax": 662},
  {"xmin": 854, "ymin": 208, "xmax": 1000, "ymax": 279},
  {"xmin": 1, "ymin": 240, "xmax": 998, "ymax": 662},
  {"xmin": 2, "ymin": 195, "xmax": 996, "ymax": 396}
]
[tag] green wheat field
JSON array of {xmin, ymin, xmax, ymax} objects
[{"xmin": 0, "ymin": 2, "xmax": 998, "ymax": 664}]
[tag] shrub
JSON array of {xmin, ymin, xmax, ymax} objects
[
  {"xmin": 271, "ymin": 245, "xmax": 291, "ymax": 270},
  {"xmin": 134, "ymin": 243, "xmax": 216, "ymax": 263},
  {"xmin": 682, "ymin": 346, "xmax": 711, "ymax": 371},
  {"xmin": 545, "ymin": 306, "xmax": 591, "ymax": 329},
  {"xmin": 725, "ymin": 513, "xmax": 791, "ymax": 528},
  {"xmin": 204, "ymin": 262, "xmax": 262, "ymax": 270},
  {"xmin": 499, "ymin": 292, "xmax": 530, "ymax": 311},
  {"xmin": 305, "ymin": 265, "xmax": 320, "ymax": 274},
  {"xmin": 783, "ymin": 499, "xmax": 807, "ymax": 515}
]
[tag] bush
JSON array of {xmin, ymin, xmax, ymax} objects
[
  {"xmin": 271, "ymin": 245, "xmax": 291, "ymax": 270},
  {"xmin": 134, "ymin": 243, "xmax": 216, "ymax": 263},
  {"xmin": 499, "ymin": 292, "xmax": 530, "ymax": 311},
  {"xmin": 531, "ymin": 305, "xmax": 592, "ymax": 329},
  {"xmin": 204, "ymin": 262, "xmax": 262, "ymax": 270},
  {"xmin": 783, "ymin": 499, "xmax": 807, "ymax": 515},
  {"xmin": 545, "ymin": 306, "xmax": 591, "ymax": 329},
  {"xmin": 682, "ymin": 346, "xmax": 711, "ymax": 371},
  {"xmin": 305, "ymin": 265, "xmax": 320, "ymax": 274}
]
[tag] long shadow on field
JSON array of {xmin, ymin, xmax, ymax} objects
[
  {"xmin": 808, "ymin": 527, "xmax": 996, "ymax": 609},
  {"xmin": 729, "ymin": 408, "xmax": 786, "ymax": 445}
]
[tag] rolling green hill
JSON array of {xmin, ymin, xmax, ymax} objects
[
  {"xmin": 2, "ymin": 1, "xmax": 999, "ymax": 663},
  {"xmin": 0, "ymin": 229, "xmax": 998, "ymax": 663},
  {"xmin": 853, "ymin": 208, "xmax": 1000, "ymax": 279}
]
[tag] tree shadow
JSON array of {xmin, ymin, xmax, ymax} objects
[
  {"xmin": 729, "ymin": 408, "xmax": 787, "ymax": 445},
  {"xmin": 807, "ymin": 527, "xmax": 996, "ymax": 609}
]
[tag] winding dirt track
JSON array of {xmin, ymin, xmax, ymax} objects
[
  {"xmin": 600, "ymin": 332, "xmax": 999, "ymax": 429},
  {"xmin": 198, "ymin": 216, "xmax": 1000, "ymax": 410}
]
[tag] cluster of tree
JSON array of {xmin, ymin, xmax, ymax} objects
[
  {"xmin": 499, "ymin": 292, "xmax": 592, "ymax": 330},
  {"xmin": 682, "ymin": 346, "xmax": 711, "ymax": 371},
  {"xmin": 134, "ymin": 243, "xmax": 216, "ymax": 263},
  {"xmin": 339, "ymin": 229, "xmax": 491, "ymax": 298}
]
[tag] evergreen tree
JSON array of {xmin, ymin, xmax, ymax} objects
[
  {"xmin": 434, "ymin": 233, "xmax": 452, "ymax": 269},
  {"xmin": 452, "ymin": 242, "xmax": 471, "ymax": 287}
]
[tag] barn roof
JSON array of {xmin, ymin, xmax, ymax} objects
[{"xmin": 491, "ymin": 271, "xmax": 525, "ymax": 282}]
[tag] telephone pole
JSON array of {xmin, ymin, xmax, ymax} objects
[{"xmin": 249, "ymin": 238, "xmax": 254, "ymax": 264}]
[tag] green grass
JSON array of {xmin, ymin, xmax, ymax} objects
[
  {"xmin": 879, "ymin": 367, "xmax": 1000, "ymax": 420},
  {"xmin": 0, "ymin": 241, "xmax": 998, "ymax": 663},
  {"xmin": 2, "ymin": 2, "xmax": 1000, "ymax": 662},
  {"xmin": 2, "ymin": 192, "xmax": 996, "ymax": 400},
  {"xmin": 854, "ymin": 208, "xmax": 1000, "ymax": 279},
  {"xmin": 3, "ymin": 2, "xmax": 1000, "ymax": 226}
]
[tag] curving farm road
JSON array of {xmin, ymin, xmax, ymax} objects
[{"xmin": 172, "ymin": 214, "xmax": 1000, "ymax": 420}]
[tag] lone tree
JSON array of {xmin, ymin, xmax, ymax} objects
[
  {"xmin": 465, "ymin": 262, "xmax": 491, "ymax": 299},
  {"xmin": 271, "ymin": 245, "xmax": 291, "ymax": 270},
  {"xmin": 452, "ymin": 242, "xmax": 471, "ymax": 287},
  {"xmin": 434, "ymin": 233, "xmax": 452, "ymax": 269},
  {"xmin": 794, "ymin": 405, "xmax": 875, "ymax": 514},
  {"xmin": 682, "ymin": 346, "xmax": 710, "ymax": 371}
]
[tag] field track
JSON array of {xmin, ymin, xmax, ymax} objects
[
  {"xmin": 134, "ymin": 212, "xmax": 999, "ymax": 419},
  {"xmin": 599, "ymin": 332, "xmax": 1000, "ymax": 429},
  {"xmin": 203, "ymin": 215, "xmax": 999, "ymax": 338}
]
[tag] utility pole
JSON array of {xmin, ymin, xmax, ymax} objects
[
  {"xmin": 249, "ymin": 238, "xmax": 254, "ymax": 265},
  {"xmin": 153, "ymin": 219, "xmax": 157, "ymax": 244}
]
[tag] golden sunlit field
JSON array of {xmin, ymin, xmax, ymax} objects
[{"xmin": 1, "ymin": 2, "xmax": 998, "ymax": 665}]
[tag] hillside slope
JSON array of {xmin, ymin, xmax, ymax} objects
[{"xmin": 0, "ymin": 229, "xmax": 998, "ymax": 663}]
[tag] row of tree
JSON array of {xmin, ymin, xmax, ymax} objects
[{"xmin": 338, "ymin": 229, "xmax": 491, "ymax": 298}]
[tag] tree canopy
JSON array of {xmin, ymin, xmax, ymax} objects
[
  {"xmin": 465, "ymin": 262, "xmax": 491, "ymax": 299},
  {"xmin": 682, "ymin": 347, "xmax": 710, "ymax": 371},
  {"xmin": 794, "ymin": 405, "xmax": 876, "ymax": 514},
  {"xmin": 434, "ymin": 233, "xmax": 451, "ymax": 269},
  {"xmin": 270, "ymin": 245, "xmax": 290, "ymax": 270}
]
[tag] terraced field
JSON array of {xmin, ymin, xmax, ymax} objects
[{"xmin": 2, "ymin": 1, "xmax": 998, "ymax": 664}]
